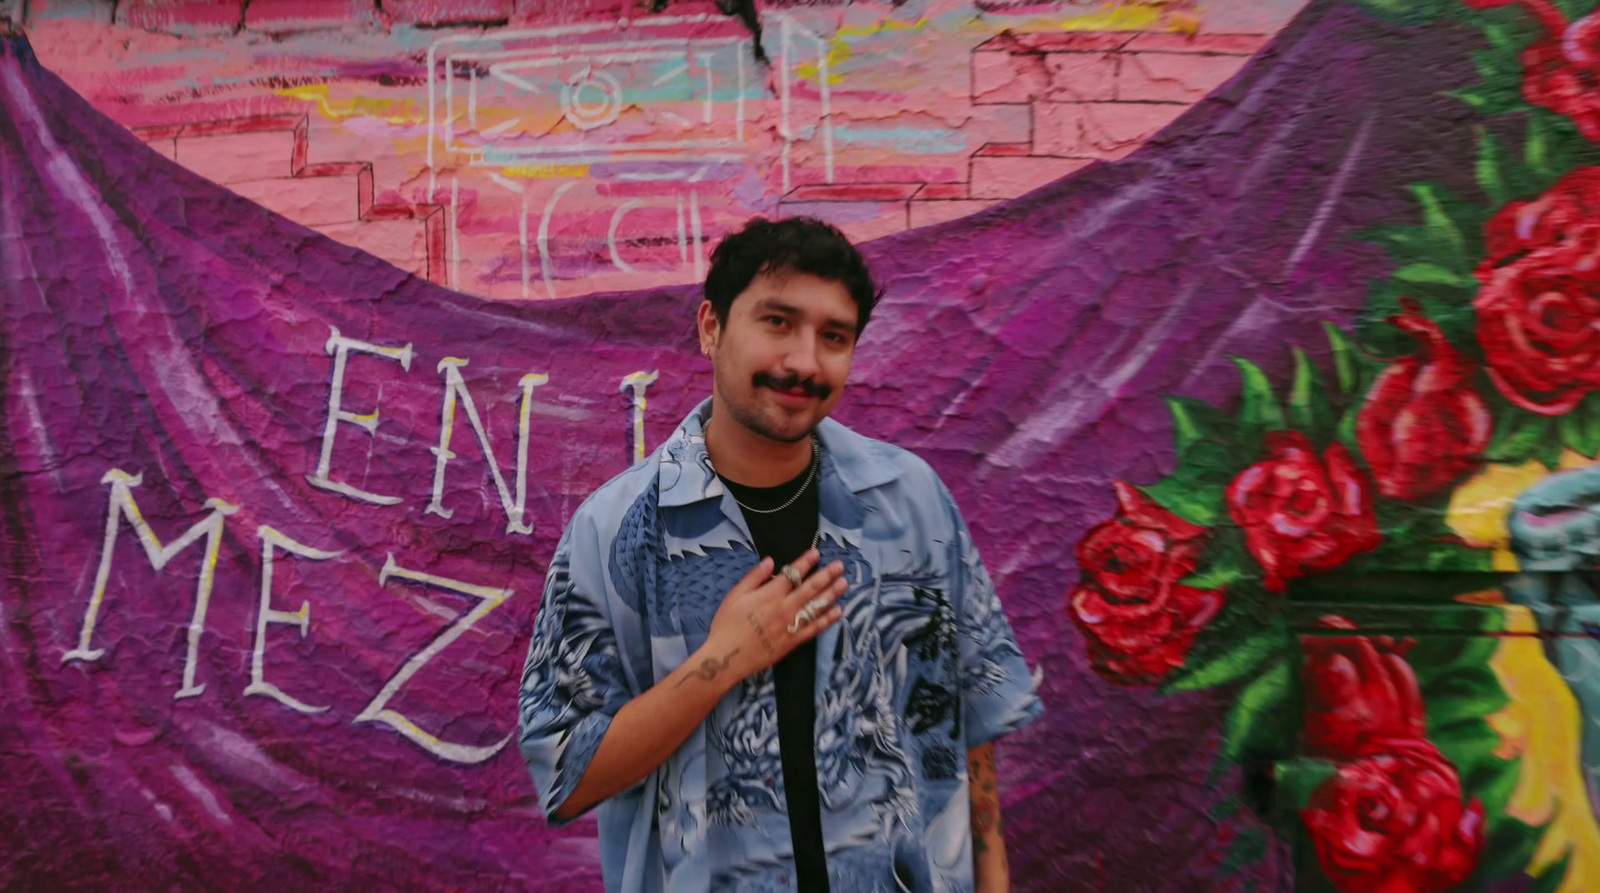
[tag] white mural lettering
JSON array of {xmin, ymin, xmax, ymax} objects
[
  {"xmin": 244, "ymin": 526, "xmax": 341, "ymax": 714},
  {"xmin": 62, "ymin": 469, "xmax": 238, "ymax": 701},
  {"xmin": 307, "ymin": 326, "xmax": 415, "ymax": 506},
  {"xmin": 619, "ymin": 370, "xmax": 659, "ymax": 464},
  {"xmin": 355, "ymin": 554, "xmax": 514, "ymax": 764},
  {"xmin": 424, "ymin": 357, "xmax": 548, "ymax": 535}
]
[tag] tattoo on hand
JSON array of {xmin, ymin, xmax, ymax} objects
[
  {"xmin": 745, "ymin": 611, "xmax": 777, "ymax": 657},
  {"xmin": 678, "ymin": 648, "xmax": 740, "ymax": 687}
]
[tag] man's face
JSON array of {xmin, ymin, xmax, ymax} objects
[{"xmin": 700, "ymin": 269, "xmax": 859, "ymax": 444}]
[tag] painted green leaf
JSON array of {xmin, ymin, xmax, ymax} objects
[
  {"xmin": 1480, "ymin": 22, "xmax": 1527, "ymax": 53},
  {"xmin": 1335, "ymin": 405, "xmax": 1362, "ymax": 463},
  {"xmin": 1231, "ymin": 357, "xmax": 1285, "ymax": 457},
  {"xmin": 1527, "ymin": 112, "xmax": 1557, "ymax": 181},
  {"xmin": 1163, "ymin": 625, "xmax": 1289, "ymax": 694},
  {"xmin": 1288, "ymin": 348, "xmax": 1334, "ymax": 442},
  {"xmin": 1428, "ymin": 718, "xmax": 1503, "ymax": 777},
  {"xmin": 1408, "ymin": 184, "xmax": 1470, "ymax": 273},
  {"xmin": 1462, "ymin": 748, "xmax": 1521, "ymax": 818},
  {"xmin": 1477, "ymin": 129, "xmax": 1512, "ymax": 206},
  {"xmin": 1486, "ymin": 410, "xmax": 1556, "ymax": 465},
  {"xmin": 1322, "ymin": 322, "xmax": 1360, "ymax": 398},
  {"xmin": 1521, "ymin": 110, "xmax": 1598, "ymax": 188},
  {"xmin": 1450, "ymin": 82, "xmax": 1529, "ymax": 117},
  {"xmin": 1164, "ymin": 395, "xmax": 1229, "ymax": 455},
  {"xmin": 1555, "ymin": 0, "xmax": 1600, "ymax": 27},
  {"xmin": 1219, "ymin": 659, "xmax": 1293, "ymax": 765},
  {"xmin": 1181, "ymin": 551, "xmax": 1247, "ymax": 591},
  {"xmin": 1421, "ymin": 666, "xmax": 1509, "ymax": 730},
  {"xmin": 1473, "ymin": 816, "xmax": 1541, "ymax": 884},
  {"xmin": 1392, "ymin": 262, "xmax": 1471, "ymax": 289},
  {"xmin": 1270, "ymin": 757, "xmax": 1339, "ymax": 811},
  {"xmin": 1560, "ymin": 394, "xmax": 1600, "ymax": 457},
  {"xmin": 1139, "ymin": 477, "xmax": 1224, "ymax": 527},
  {"xmin": 1529, "ymin": 856, "xmax": 1573, "ymax": 893}
]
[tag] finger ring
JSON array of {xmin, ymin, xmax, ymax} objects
[
  {"xmin": 778, "ymin": 564, "xmax": 803, "ymax": 588},
  {"xmin": 786, "ymin": 606, "xmax": 814, "ymax": 633},
  {"xmin": 804, "ymin": 596, "xmax": 830, "ymax": 614}
]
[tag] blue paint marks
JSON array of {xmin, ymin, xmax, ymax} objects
[{"xmin": 832, "ymin": 124, "xmax": 965, "ymax": 155}]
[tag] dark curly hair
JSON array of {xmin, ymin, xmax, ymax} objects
[{"xmin": 703, "ymin": 216, "xmax": 880, "ymax": 334}]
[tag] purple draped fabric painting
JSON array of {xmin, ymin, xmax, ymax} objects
[{"xmin": 0, "ymin": 1, "xmax": 1526, "ymax": 890}]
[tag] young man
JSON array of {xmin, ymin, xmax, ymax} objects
[{"xmin": 518, "ymin": 217, "xmax": 1042, "ymax": 893}]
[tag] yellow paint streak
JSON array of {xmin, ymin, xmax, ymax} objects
[
  {"xmin": 1463, "ymin": 592, "xmax": 1600, "ymax": 892},
  {"xmin": 796, "ymin": 20, "xmax": 921, "ymax": 85},
  {"xmin": 1446, "ymin": 451, "xmax": 1598, "ymax": 570},
  {"xmin": 1047, "ymin": 4, "xmax": 1165, "ymax": 31},
  {"xmin": 501, "ymin": 164, "xmax": 591, "ymax": 178},
  {"xmin": 276, "ymin": 83, "xmax": 424, "ymax": 125}
]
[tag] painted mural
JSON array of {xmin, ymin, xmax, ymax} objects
[{"xmin": 11, "ymin": 0, "xmax": 1600, "ymax": 890}]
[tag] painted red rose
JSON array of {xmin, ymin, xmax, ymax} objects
[
  {"xmin": 1301, "ymin": 616, "xmax": 1426, "ymax": 759},
  {"xmin": 1068, "ymin": 481, "xmax": 1223, "ymax": 684},
  {"xmin": 1475, "ymin": 227, "xmax": 1600, "ymax": 414},
  {"xmin": 1355, "ymin": 302, "xmax": 1491, "ymax": 500},
  {"xmin": 1521, "ymin": 13, "xmax": 1600, "ymax": 143},
  {"xmin": 1226, "ymin": 433, "xmax": 1381, "ymax": 593},
  {"xmin": 1302, "ymin": 738, "xmax": 1486, "ymax": 893},
  {"xmin": 1482, "ymin": 166, "xmax": 1600, "ymax": 259}
]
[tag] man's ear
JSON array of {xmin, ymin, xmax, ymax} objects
[{"xmin": 696, "ymin": 300, "xmax": 720, "ymax": 354}]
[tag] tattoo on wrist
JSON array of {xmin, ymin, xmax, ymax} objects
[{"xmin": 678, "ymin": 647, "xmax": 741, "ymax": 687}]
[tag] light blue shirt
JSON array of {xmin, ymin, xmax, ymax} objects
[{"xmin": 518, "ymin": 400, "xmax": 1043, "ymax": 893}]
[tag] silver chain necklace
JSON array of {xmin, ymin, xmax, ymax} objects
[{"xmin": 728, "ymin": 437, "xmax": 819, "ymax": 515}]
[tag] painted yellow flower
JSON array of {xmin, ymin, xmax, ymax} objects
[
  {"xmin": 1459, "ymin": 591, "xmax": 1600, "ymax": 892},
  {"xmin": 1446, "ymin": 451, "xmax": 1596, "ymax": 570}
]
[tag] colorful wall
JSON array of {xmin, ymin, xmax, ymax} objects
[{"xmin": 6, "ymin": 0, "xmax": 1600, "ymax": 890}]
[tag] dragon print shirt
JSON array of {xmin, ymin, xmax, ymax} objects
[{"xmin": 518, "ymin": 400, "xmax": 1043, "ymax": 893}]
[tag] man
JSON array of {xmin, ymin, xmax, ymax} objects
[{"xmin": 518, "ymin": 216, "xmax": 1042, "ymax": 893}]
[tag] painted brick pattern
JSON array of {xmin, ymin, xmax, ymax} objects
[
  {"xmin": 134, "ymin": 115, "xmax": 444, "ymax": 282},
  {"xmin": 803, "ymin": 30, "xmax": 1266, "ymax": 241}
]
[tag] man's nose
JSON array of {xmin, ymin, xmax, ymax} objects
[{"xmin": 784, "ymin": 332, "xmax": 822, "ymax": 378}]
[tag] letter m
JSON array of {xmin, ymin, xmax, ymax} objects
[{"xmin": 62, "ymin": 469, "xmax": 238, "ymax": 700}]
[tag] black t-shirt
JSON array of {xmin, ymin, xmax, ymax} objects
[{"xmin": 719, "ymin": 456, "xmax": 829, "ymax": 893}]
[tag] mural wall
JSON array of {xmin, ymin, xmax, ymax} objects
[{"xmin": 8, "ymin": 0, "xmax": 1600, "ymax": 890}]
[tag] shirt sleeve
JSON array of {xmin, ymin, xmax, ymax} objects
[
  {"xmin": 940, "ymin": 480, "xmax": 1044, "ymax": 749},
  {"xmin": 517, "ymin": 511, "xmax": 633, "ymax": 825}
]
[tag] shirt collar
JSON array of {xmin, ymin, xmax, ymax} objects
[{"xmin": 657, "ymin": 397, "xmax": 903, "ymax": 507}]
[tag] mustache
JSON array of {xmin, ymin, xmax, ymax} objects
[{"xmin": 753, "ymin": 371, "xmax": 832, "ymax": 399}]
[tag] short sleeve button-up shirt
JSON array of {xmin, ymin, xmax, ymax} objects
[{"xmin": 518, "ymin": 400, "xmax": 1043, "ymax": 893}]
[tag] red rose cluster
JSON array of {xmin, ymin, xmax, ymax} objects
[
  {"xmin": 1475, "ymin": 166, "xmax": 1600, "ymax": 414},
  {"xmin": 1068, "ymin": 482, "xmax": 1223, "ymax": 684},
  {"xmin": 1227, "ymin": 433, "xmax": 1383, "ymax": 593},
  {"xmin": 1355, "ymin": 301, "xmax": 1492, "ymax": 501},
  {"xmin": 1299, "ymin": 617, "xmax": 1484, "ymax": 893}
]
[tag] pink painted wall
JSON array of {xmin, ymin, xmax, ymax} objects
[{"xmin": 16, "ymin": 0, "xmax": 1302, "ymax": 298}]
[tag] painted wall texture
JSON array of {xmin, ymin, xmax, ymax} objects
[{"xmin": 10, "ymin": 0, "xmax": 1600, "ymax": 891}]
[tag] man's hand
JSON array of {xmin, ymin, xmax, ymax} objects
[
  {"xmin": 549, "ymin": 549, "xmax": 846, "ymax": 821},
  {"xmin": 706, "ymin": 549, "xmax": 846, "ymax": 681}
]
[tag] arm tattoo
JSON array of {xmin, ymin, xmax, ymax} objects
[
  {"xmin": 969, "ymin": 746, "xmax": 1001, "ymax": 855},
  {"xmin": 678, "ymin": 647, "xmax": 741, "ymax": 688}
]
